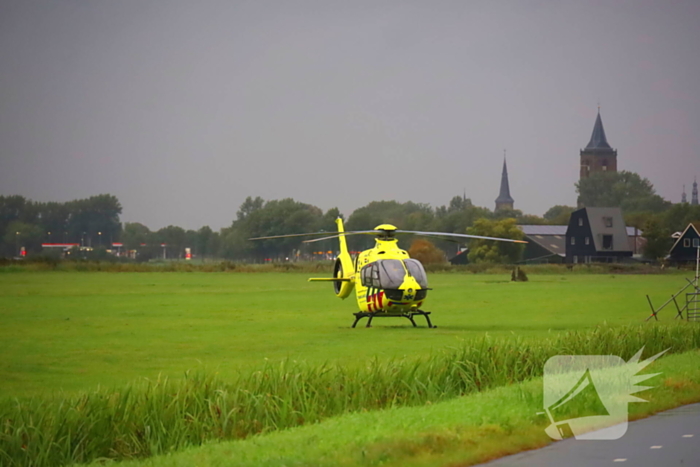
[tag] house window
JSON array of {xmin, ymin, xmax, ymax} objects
[
  {"xmin": 585, "ymin": 237, "xmax": 589, "ymax": 245},
  {"xmin": 694, "ymin": 238, "xmax": 699, "ymax": 248},
  {"xmin": 603, "ymin": 235, "xmax": 613, "ymax": 250},
  {"xmin": 578, "ymin": 218, "xmax": 583, "ymax": 227},
  {"xmin": 571, "ymin": 237, "xmax": 575, "ymax": 245},
  {"xmin": 684, "ymin": 239, "xmax": 691, "ymax": 248},
  {"xmin": 603, "ymin": 217, "xmax": 613, "ymax": 228}
]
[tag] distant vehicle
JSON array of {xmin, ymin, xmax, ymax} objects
[{"xmin": 251, "ymin": 218, "xmax": 526, "ymax": 328}]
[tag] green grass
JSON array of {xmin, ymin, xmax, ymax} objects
[
  {"xmin": 0, "ymin": 271, "xmax": 695, "ymax": 397},
  {"xmin": 2, "ymin": 326, "xmax": 699, "ymax": 467},
  {"xmin": 86, "ymin": 349, "xmax": 700, "ymax": 467},
  {"xmin": 1, "ymin": 270, "xmax": 699, "ymax": 466}
]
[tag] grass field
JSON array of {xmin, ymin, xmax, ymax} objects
[
  {"xmin": 1, "ymin": 269, "xmax": 700, "ymax": 466},
  {"xmin": 0, "ymin": 270, "xmax": 695, "ymax": 397}
]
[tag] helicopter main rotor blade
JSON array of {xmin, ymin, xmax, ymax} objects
[
  {"xmin": 302, "ymin": 231, "xmax": 381, "ymax": 243},
  {"xmin": 249, "ymin": 230, "xmax": 379, "ymax": 241},
  {"xmin": 397, "ymin": 230, "xmax": 528, "ymax": 244}
]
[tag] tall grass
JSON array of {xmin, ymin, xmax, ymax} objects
[{"xmin": 1, "ymin": 324, "xmax": 698, "ymax": 466}]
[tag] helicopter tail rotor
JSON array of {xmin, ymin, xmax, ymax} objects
[
  {"xmin": 308, "ymin": 218, "xmax": 355, "ymax": 299},
  {"xmin": 333, "ymin": 218, "xmax": 355, "ymax": 299}
]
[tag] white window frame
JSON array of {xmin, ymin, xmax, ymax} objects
[
  {"xmin": 585, "ymin": 237, "xmax": 590, "ymax": 245},
  {"xmin": 571, "ymin": 237, "xmax": 575, "ymax": 245},
  {"xmin": 578, "ymin": 218, "xmax": 583, "ymax": 227},
  {"xmin": 693, "ymin": 238, "xmax": 699, "ymax": 248},
  {"xmin": 684, "ymin": 238, "xmax": 691, "ymax": 248}
]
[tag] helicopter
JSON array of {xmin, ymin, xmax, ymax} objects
[{"xmin": 250, "ymin": 218, "xmax": 526, "ymax": 328}]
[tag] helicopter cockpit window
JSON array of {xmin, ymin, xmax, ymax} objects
[
  {"xmin": 361, "ymin": 263, "xmax": 381, "ymax": 288},
  {"xmin": 376, "ymin": 260, "xmax": 405, "ymax": 289},
  {"xmin": 404, "ymin": 259, "xmax": 428, "ymax": 288}
]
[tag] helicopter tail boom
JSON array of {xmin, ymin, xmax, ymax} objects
[
  {"xmin": 308, "ymin": 218, "xmax": 355, "ymax": 299},
  {"xmin": 333, "ymin": 217, "xmax": 355, "ymax": 299}
]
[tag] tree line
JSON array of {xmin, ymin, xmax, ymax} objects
[{"xmin": 1, "ymin": 170, "xmax": 698, "ymax": 262}]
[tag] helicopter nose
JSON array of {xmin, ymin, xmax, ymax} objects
[{"xmin": 402, "ymin": 288, "xmax": 416, "ymax": 301}]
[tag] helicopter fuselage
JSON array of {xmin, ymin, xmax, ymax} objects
[{"xmin": 352, "ymin": 238, "xmax": 428, "ymax": 313}]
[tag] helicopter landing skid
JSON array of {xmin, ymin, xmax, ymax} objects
[{"xmin": 351, "ymin": 310, "xmax": 435, "ymax": 328}]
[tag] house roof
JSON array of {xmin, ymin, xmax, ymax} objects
[
  {"xmin": 576, "ymin": 207, "xmax": 631, "ymax": 252},
  {"xmin": 525, "ymin": 234, "xmax": 566, "ymax": 257},
  {"xmin": 585, "ymin": 111, "xmax": 613, "ymax": 150},
  {"xmin": 669, "ymin": 223, "xmax": 700, "ymax": 253}
]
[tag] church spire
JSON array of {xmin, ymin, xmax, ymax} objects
[
  {"xmin": 495, "ymin": 150, "xmax": 514, "ymax": 211},
  {"xmin": 682, "ymin": 185, "xmax": 687, "ymax": 203},
  {"xmin": 692, "ymin": 177, "xmax": 699, "ymax": 206},
  {"xmin": 585, "ymin": 110, "xmax": 613, "ymax": 150}
]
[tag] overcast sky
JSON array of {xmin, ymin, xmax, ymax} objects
[{"xmin": 1, "ymin": 0, "xmax": 698, "ymax": 230}]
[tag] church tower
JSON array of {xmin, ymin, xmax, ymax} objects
[
  {"xmin": 495, "ymin": 153, "xmax": 514, "ymax": 211},
  {"xmin": 692, "ymin": 177, "xmax": 699, "ymax": 206},
  {"xmin": 682, "ymin": 185, "xmax": 687, "ymax": 203},
  {"xmin": 580, "ymin": 110, "xmax": 617, "ymax": 180}
]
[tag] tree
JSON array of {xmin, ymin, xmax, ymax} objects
[
  {"xmin": 662, "ymin": 203, "xmax": 700, "ymax": 233},
  {"xmin": 3, "ymin": 221, "xmax": 43, "ymax": 255},
  {"xmin": 543, "ymin": 205, "xmax": 576, "ymax": 224},
  {"xmin": 196, "ymin": 226, "xmax": 219, "ymax": 259},
  {"xmin": 121, "ymin": 223, "xmax": 151, "ymax": 251},
  {"xmin": 576, "ymin": 171, "xmax": 670, "ymax": 213},
  {"xmin": 642, "ymin": 217, "xmax": 672, "ymax": 261},
  {"xmin": 408, "ymin": 239, "xmax": 446, "ymax": 265},
  {"xmin": 223, "ymin": 197, "xmax": 330, "ymax": 261},
  {"xmin": 466, "ymin": 218, "xmax": 525, "ymax": 263},
  {"xmin": 158, "ymin": 225, "xmax": 186, "ymax": 259}
]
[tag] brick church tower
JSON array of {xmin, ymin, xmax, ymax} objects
[{"xmin": 580, "ymin": 110, "xmax": 617, "ymax": 180}]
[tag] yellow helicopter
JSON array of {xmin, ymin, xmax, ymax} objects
[{"xmin": 251, "ymin": 218, "xmax": 526, "ymax": 328}]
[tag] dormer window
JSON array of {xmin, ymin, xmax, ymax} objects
[{"xmin": 603, "ymin": 217, "xmax": 613, "ymax": 228}]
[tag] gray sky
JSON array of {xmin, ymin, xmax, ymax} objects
[{"xmin": 1, "ymin": 0, "xmax": 699, "ymax": 230}]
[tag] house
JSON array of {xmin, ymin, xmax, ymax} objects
[
  {"xmin": 668, "ymin": 223, "xmax": 700, "ymax": 264},
  {"xmin": 517, "ymin": 222, "xmax": 641, "ymax": 264},
  {"xmin": 565, "ymin": 207, "xmax": 633, "ymax": 263}
]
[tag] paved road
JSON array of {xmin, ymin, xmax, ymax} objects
[{"xmin": 479, "ymin": 403, "xmax": 699, "ymax": 466}]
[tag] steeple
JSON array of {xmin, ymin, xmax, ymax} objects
[
  {"xmin": 692, "ymin": 177, "xmax": 699, "ymax": 206},
  {"xmin": 585, "ymin": 110, "xmax": 613, "ymax": 150},
  {"xmin": 580, "ymin": 109, "xmax": 618, "ymax": 180},
  {"xmin": 682, "ymin": 185, "xmax": 687, "ymax": 203},
  {"xmin": 495, "ymin": 151, "xmax": 514, "ymax": 211}
]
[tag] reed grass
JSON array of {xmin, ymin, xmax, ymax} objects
[{"xmin": 1, "ymin": 324, "xmax": 698, "ymax": 466}]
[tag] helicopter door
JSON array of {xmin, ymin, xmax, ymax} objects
[{"xmin": 361, "ymin": 263, "xmax": 380, "ymax": 288}]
